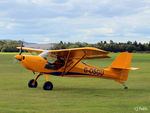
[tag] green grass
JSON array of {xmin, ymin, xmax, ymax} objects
[{"xmin": 0, "ymin": 53, "xmax": 150, "ymax": 113}]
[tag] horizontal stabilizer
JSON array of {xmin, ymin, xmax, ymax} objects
[{"xmin": 128, "ymin": 67, "xmax": 139, "ymax": 70}]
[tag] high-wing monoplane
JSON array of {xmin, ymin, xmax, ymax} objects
[{"xmin": 14, "ymin": 46, "xmax": 138, "ymax": 90}]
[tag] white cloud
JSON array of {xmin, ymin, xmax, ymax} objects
[
  {"xmin": 44, "ymin": 37, "xmax": 50, "ymax": 42},
  {"xmin": 31, "ymin": 0, "xmax": 52, "ymax": 5},
  {"xmin": 43, "ymin": 37, "xmax": 57, "ymax": 43},
  {"xmin": 0, "ymin": 0, "xmax": 150, "ymax": 43},
  {"xmin": 0, "ymin": 10, "xmax": 10, "ymax": 17},
  {"xmin": 15, "ymin": 0, "xmax": 30, "ymax": 4},
  {"xmin": 5, "ymin": 23, "xmax": 18, "ymax": 29},
  {"xmin": 0, "ymin": 22, "xmax": 5, "ymax": 27},
  {"xmin": 124, "ymin": 33, "xmax": 141, "ymax": 37},
  {"xmin": 83, "ymin": 28, "xmax": 114, "ymax": 34},
  {"xmin": 140, "ymin": 40, "xmax": 149, "ymax": 44},
  {"xmin": 145, "ymin": 36, "xmax": 150, "ymax": 39}
]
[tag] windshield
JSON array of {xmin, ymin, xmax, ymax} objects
[
  {"xmin": 39, "ymin": 50, "xmax": 50, "ymax": 60},
  {"xmin": 39, "ymin": 50, "xmax": 57, "ymax": 63}
]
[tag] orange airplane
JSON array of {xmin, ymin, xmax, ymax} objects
[{"xmin": 14, "ymin": 45, "xmax": 138, "ymax": 90}]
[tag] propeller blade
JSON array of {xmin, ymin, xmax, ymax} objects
[
  {"xmin": 13, "ymin": 58, "xmax": 20, "ymax": 64},
  {"xmin": 19, "ymin": 41, "xmax": 23, "ymax": 55},
  {"xmin": 13, "ymin": 59, "xmax": 17, "ymax": 64}
]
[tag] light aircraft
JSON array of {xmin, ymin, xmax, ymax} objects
[{"xmin": 14, "ymin": 45, "xmax": 138, "ymax": 90}]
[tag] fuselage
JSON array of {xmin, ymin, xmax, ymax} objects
[{"xmin": 14, "ymin": 55, "xmax": 121, "ymax": 81}]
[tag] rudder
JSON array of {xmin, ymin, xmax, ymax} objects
[
  {"xmin": 110, "ymin": 52, "xmax": 132, "ymax": 69},
  {"xmin": 110, "ymin": 52, "xmax": 132, "ymax": 82}
]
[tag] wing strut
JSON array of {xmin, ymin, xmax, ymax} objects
[
  {"xmin": 65, "ymin": 50, "xmax": 86, "ymax": 74},
  {"xmin": 61, "ymin": 51, "xmax": 71, "ymax": 76},
  {"xmin": 28, "ymin": 50, "xmax": 34, "ymax": 55}
]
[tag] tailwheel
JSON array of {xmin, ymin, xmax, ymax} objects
[
  {"xmin": 28, "ymin": 79, "xmax": 38, "ymax": 88},
  {"xmin": 121, "ymin": 82, "xmax": 128, "ymax": 90},
  {"xmin": 124, "ymin": 86, "xmax": 128, "ymax": 90},
  {"xmin": 43, "ymin": 81, "xmax": 53, "ymax": 90}
]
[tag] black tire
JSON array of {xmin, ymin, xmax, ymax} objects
[
  {"xmin": 28, "ymin": 79, "xmax": 38, "ymax": 88},
  {"xmin": 43, "ymin": 81, "xmax": 53, "ymax": 90},
  {"xmin": 124, "ymin": 86, "xmax": 128, "ymax": 90}
]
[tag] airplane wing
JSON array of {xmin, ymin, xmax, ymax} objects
[
  {"xmin": 50, "ymin": 47, "xmax": 110, "ymax": 60},
  {"xmin": 17, "ymin": 47, "xmax": 44, "ymax": 55},
  {"xmin": 17, "ymin": 47, "xmax": 110, "ymax": 59}
]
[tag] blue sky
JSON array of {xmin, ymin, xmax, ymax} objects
[{"xmin": 0, "ymin": 0, "xmax": 150, "ymax": 43}]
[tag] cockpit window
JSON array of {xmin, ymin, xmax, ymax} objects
[
  {"xmin": 39, "ymin": 50, "xmax": 57, "ymax": 63},
  {"xmin": 39, "ymin": 51, "xmax": 65, "ymax": 70},
  {"xmin": 48, "ymin": 57, "xmax": 57, "ymax": 63},
  {"xmin": 39, "ymin": 50, "xmax": 50, "ymax": 60}
]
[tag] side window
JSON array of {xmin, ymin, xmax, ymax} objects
[
  {"xmin": 45, "ymin": 55, "xmax": 65, "ymax": 70},
  {"xmin": 48, "ymin": 56, "xmax": 57, "ymax": 63}
]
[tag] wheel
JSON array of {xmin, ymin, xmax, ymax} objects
[
  {"xmin": 43, "ymin": 81, "xmax": 53, "ymax": 90},
  {"xmin": 124, "ymin": 86, "xmax": 128, "ymax": 90},
  {"xmin": 28, "ymin": 79, "xmax": 38, "ymax": 88}
]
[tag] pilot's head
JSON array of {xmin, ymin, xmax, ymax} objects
[{"xmin": 56, "ymin": 54, "xmax": 61, "ymax": 59}]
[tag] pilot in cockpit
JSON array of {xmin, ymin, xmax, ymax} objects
[
  {"xmin": 45, "ymin": 54, "xmax": 65, "ymax": 70},
  {"xmin": 52, "ymin": 55, "xmax": 65, "ymax": 69}
]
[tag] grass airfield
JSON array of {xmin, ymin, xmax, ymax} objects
[{"xmin": 0, "ymin": 53, "xmax": 150, "ymax": 113}]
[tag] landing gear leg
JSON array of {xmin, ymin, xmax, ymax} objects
[
  {"xmin": 121, "ymin": 82, "xmax": 128, "ymax": 89},
  {"xmin": 43, "ymin": 75, "xmax": 53, "ymax": 90},
  {"xmin": 28, "ymin": 73, "xmax": 42, "ymax": 88}
]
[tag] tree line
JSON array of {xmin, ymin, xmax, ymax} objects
[
  {"xmin": 51, "ymin": 40, "xmax": 150, "ymax": 52},
  {"xmin": 1, "ymin": 40, "xmax": 150, "ymax": 52},
  {"xmin": 0, "ymin": 40, "xmax": 22, "ymax": 52}
]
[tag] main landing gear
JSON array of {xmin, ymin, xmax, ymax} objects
[
  {"xmin": 28, "ymin": 73, "xmax": 53, "ymax": 90},
  {"xmin": 28, "ymin": 79, "xmax": 38, "ymax": 88},
  {"xmin": 43, "ymin": 81, "xmax": 53, "ymax": 90}
]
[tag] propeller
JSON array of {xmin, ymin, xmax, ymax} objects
[
  {"xmin": 14, "ymin": 40, "xmax": 24, "ymax": 61},
  {"xmin": 13, "ymin": 40, "xmax": 25, "ymax": 73},
  {"xmin": 13, "ymin": 58, "xmax": 18, "ymax": 64},
  {"xmin": 19, "ymin": 41, "xmax": 23, "ymax": 55}
]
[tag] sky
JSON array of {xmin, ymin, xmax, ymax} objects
[{"xmin": 0, "ymin": 0, "xmax": 150, "ymax": 43}]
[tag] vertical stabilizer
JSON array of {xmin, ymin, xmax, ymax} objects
[
  {"xmin": 109, "ymin": 52, "xmax": 132, "ymax": 82},
  {"xmin": 110, "ymin": 52, "xmax": 132, "ymax": 69}
]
